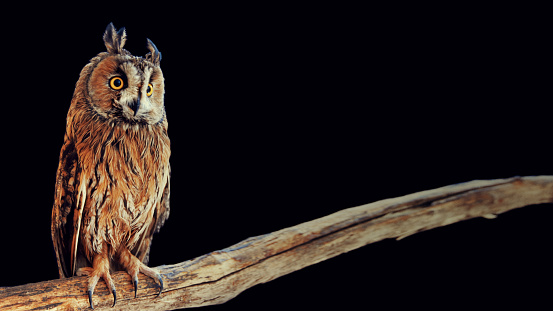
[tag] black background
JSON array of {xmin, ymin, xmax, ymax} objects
[{"xmin": 0, "ymin": 3, "xmax": 550, "ymax": 310}]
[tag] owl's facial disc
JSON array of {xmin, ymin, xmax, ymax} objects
[{"xmin": 88, "ymin": 55, "xmax": 164, "ymax": 125}]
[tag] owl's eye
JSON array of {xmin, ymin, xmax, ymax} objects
[
  {"xmin": 109, "ymin": 76, "xmax": 124, "ymax": 90},
  {"xmin": 146, "ymin": 83, "xmax": 154, "ymax": 97}
]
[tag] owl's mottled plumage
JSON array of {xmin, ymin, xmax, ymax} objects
[{"xmin": 51, "ymin": 23, "xmax": 170, "ymax": 308}]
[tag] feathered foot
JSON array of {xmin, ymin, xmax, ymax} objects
[
  {"xmin": 77, "ymin": 254, "xmax": 117, "ymax": 310},
  {"xmin": 118, "ymin": 249, "xmax": 164, "ymax": 298}
]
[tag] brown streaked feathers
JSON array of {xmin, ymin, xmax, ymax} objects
[{"xmin": 51, "ymin": 23, "xmax": 170, "ymax": 308}]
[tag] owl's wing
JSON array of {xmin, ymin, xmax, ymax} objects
[
  {"xmin": 133, "ymin": 164, "xmax": 171, "ymax": 264},
  {"xmin": 51, "ymin": 135, "xmax": 84, "ymax": 278},
  {"xmin": 155, "ymin": 163, "xmax": 171, "ymax": 233}
]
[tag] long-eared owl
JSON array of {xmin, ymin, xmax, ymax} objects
[{"xmin": 51, "ymin": 23, "xmax": 170, "ymax": 309}]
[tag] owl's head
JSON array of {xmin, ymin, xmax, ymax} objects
[{"xmin": 75, "ymin": 23, "xmax": 165, "ymax": 125}]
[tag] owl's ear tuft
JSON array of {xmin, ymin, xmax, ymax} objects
[
  {"xmin": 103, "ymin": 23, "xmax": 127, "ymax": 54},
  {"xmin": 146, "ymin": 39, "xmax": 162, "ymax": 65}
]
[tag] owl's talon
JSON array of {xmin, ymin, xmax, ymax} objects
[
  {"xmin": 88, "ymin": 290, "xmax": 94, "ymax": 310},
  {"xmin": 133, "ymin": 277, "xmax": 138, "ymax": 298},
  {"xmin": 81, "ymin": 254, "xmax": 117, "ymax": 309},
  {"xmin": 112, "ymin": 289, "xmax": 117, "ymax": 307},
  {"xmin": 86, "ymin": 283, "xmax": 116, "ymax": 309},
  {"xmin": 120, "ymin": 249, "xmax": 164, "ymax": 298},
  {"xmin": 157, "ymin": 275, "xmax": 164, "ymax": 297}
]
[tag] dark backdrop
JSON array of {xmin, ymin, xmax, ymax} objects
[{"xmin": 1, "ymin": 4, "xmax": 549, "ymax": 310}]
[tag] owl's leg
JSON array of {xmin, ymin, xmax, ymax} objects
[
  {"xmin": 76, "ymin": 253, "xmax": 117, "ymax": 309},
  {"xmin": 118, "ymin": 248, "xmax": 164, "ymax": 298}
]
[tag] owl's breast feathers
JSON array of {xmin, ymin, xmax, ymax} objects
[{"xmin": 52, "ymin": 99, "xmax": 170, "ymax": 277}]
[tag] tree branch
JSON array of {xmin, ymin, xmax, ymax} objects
[{"xmin": 2, "ymin": 176, "xmax": 552, "ymax": 310}]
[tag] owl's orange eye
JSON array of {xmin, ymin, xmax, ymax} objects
[
  {"xmin": 146, "ymin": 83, "xmax": 154, "ymax": 97},
  {"xmin": 109, "ymin": 76, "xmax": 124, "ymax": 90}
]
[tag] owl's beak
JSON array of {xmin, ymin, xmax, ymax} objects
[{"xmin": 131, "ymin": 96, "xmax": 141, "ymax": 116}]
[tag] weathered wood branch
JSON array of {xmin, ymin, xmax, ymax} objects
[{"xmin": 2, "ymin": 176, "xmax": 552, "ymax": 310}]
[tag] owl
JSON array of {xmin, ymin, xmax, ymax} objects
[{"xmin": 51, "ymin": 23, "xmax": 170, "ymax": 309}]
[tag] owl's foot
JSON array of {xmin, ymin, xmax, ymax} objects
[
  {"xmin": 118, "ymin": 249, "xmax": 164, "ymax": 298},
  {"xmin": 77, "ymin": 255, "xmax": 117, "ymax": 310}
]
